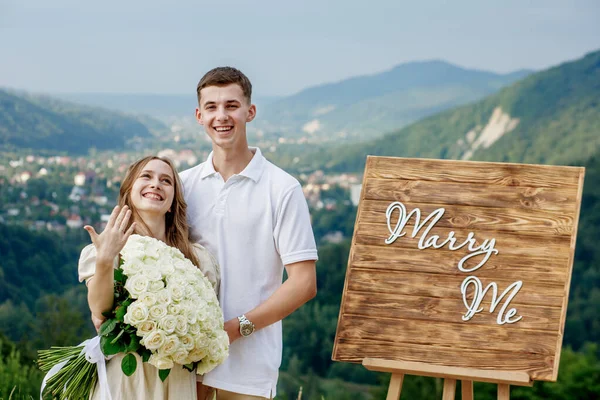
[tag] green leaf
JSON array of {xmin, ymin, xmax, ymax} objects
[
  {"xmin": 138, "ymin": 348, "xmax": 152, "ymax": 362},
  {"xmin": 125, "ymin": 333, "xmax": 140, "ymax": 353},
  {"xmin": 158, "ymin": 368, "xmax": 171, "ymax": 382},
  {"xmin": 121, "ymin": 353, "xmax": 137, "ymax": 376},
  {"xmin": 114, "ymin": 268, "xmax": 127, "ymax": 285},
  {"xmin": 183, "ymin": 363, "xmax": 194, "ymax": 372},
  {"xmin": 101, "ymin": 335, "xmax": 126, "ymax": 355},
  {"xmin": 115, "ymin": 305, "xmax": 127, "ymax": 322},
  {"xmin": 110, "ymin": 328, "xmax": 126, "ymax": 344},
  {"xmin": 98, "ymin": 318, "xmax": 117, "ymax": 336}
]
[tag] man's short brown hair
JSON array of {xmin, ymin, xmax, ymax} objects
[{"xmin": 196, "ymin": 67, "xmax": 252, "ymax": 105}]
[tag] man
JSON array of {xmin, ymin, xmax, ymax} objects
[{"xmin": 180, "ymin": 67, "xmax": 318, "ymax": 399}]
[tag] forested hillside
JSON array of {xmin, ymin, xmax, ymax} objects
[
  {"xmin": 0, "ymin": 89, "xmax": 153, "ymax": 154},
  {"xmin": 313, "ymin": 50, "xmax": 599, "ymax": 172}
]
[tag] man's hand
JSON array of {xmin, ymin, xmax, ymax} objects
[{"xmin": 224, "ymin": 317, "xmax": 242, "ymax": 344}]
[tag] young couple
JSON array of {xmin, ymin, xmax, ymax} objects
[{"xmin": 78, "ymin": 67, "xmax": 318, "ymax": 399}]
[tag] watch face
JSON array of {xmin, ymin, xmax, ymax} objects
[{"xmin": 241, "ymin": 324, "xmax": 253, "ymax": 336}]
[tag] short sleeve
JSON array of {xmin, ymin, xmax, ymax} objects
[
  {"xmin": 78, "ymin": 244, "xmax": 97, "ymax": 283},
  {"xmin": 274, "ymin": 184, "xmax": 319, "ymax": 266},
  {"xmin": 193, "ymin": 244, "xmax": 220, "ymax": 296}
]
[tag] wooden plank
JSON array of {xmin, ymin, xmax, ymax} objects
[
  {"xmin": 498, "ymin": 384, "xmax": 510, "ymax": 400},
  {"xmin": 363, "ymin": 178, "xmax": 578, "ymax": 213},
  {"xmin": 338, "ymin": 338, "xmax": 552, "ymax": 381},
  {"xmin": 363, "ymin": 358, "xmax": 532, "ymax": 386},
  {"xmin": 551, "ymin": 167, "xmax": 586, "ymax": 380},
  {"xmin": 346, "ymin": 269, "xmax": 565, "ymax": 307},
  {"xmin": 366, "ymin": 156, "xmax": 582, "ymax": 188},
  {"xmin": 386, "ymin": 374, "xmax": 404, "ymax": 400},
  {"xmin": 350, "ymin": 244, "xmax": 569, "ymax": 284},
  {"xmin": 359, "ymin": 199, "xmax": 575, "ymax": 236},
  {"xmin": 336, "ymin": 316, "xmax": 557, "ymax": 355},
  {"xmin": 461, "ymin": 380, "xmax": 474, "ymax": 400},
  {"xmin": 443, "ymin": 379, "xmax": 457, "ymax": 400},
  {"xmin": 343, "ymin": 292, "xmax": 563, "ymax": 331}
]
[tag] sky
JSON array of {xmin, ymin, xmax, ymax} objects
[{"xmin": 1, "ymin": 0, "xmax": 599, "ymax": 97}]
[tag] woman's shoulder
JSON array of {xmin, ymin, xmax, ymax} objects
[{"xmin": 78, "ymin": 244, "xmax": 97, "ymax": 283}]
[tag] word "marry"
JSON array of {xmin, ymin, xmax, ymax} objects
[{"xmin": 384, "ymin": 201, "xmax": 522, "ymax": 325}]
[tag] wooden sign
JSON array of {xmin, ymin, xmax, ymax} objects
[{"xmin": 332, "ymin": 156, "xmax": 585, "ymax": 386}]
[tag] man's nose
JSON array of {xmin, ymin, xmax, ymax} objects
[{"xmin": 216, "ymin": 106, "xmax": 228, "ymax": 120}]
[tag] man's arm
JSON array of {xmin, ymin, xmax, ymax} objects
[{"xmin": 223, "ymin": 260, "xmax": 317, "ymax": 343}]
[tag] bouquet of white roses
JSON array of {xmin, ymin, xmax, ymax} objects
[{"xmin": 38, "ymin": 235, "xmax": 229, "ymax": 400}]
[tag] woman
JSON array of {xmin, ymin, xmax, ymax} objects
[{"xmin": 78, "ymin": 156, "xmax": 219, "ymax": 400}]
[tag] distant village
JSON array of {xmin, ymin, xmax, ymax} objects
[{"xmin": 0, "ymin": 149, "xmax": 362, "ymax": 242}]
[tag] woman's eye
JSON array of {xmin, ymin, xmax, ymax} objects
[{"xmin": 162, "ymin": 178, "xmax": 172, "ymax": 184}]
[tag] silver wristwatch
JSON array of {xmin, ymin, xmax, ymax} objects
[{"xmin": 238, "ymin": 314, "xmax": 255, "ymax": 337}]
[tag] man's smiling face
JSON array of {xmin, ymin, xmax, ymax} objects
[{"xmin": 196, "ymin": 83, "xmax": 256, "ymax": 151}]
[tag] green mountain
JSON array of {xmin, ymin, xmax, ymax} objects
[
  {"xmin": 56, "ymin": 93, "xmax": 281, "ymax": 118},
  {"xmin": 0, "ymin": 89, "xmax": 154, "ymax": 154},
  {"xmin": 319, "ymin": 49, "xmax": 600, "ymax": 172},
  {"xmin": 256, "ymin": 61, "xmax": 531, "ymax": 141}
]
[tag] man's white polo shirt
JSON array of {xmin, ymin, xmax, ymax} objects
[{"xmin": 180, "ymin": 147, "xmax": 318, "ymax": 397}]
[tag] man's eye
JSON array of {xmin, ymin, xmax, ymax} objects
[{"xmin": 227, "ymin": 105, "xmax": 238, "ymax": 109}]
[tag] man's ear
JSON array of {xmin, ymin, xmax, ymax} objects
[
  {"xmin": 195, "ymin": 108, "xmax": 204, "ymax": 125},
  {"xmin": 247, "ymin": 104, "xmax": 257, "ymax": 123}
]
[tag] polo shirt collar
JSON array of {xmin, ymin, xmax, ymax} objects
[{"xmin": 200, "ymin": 147, "xmax": 265, "ymax": 183}]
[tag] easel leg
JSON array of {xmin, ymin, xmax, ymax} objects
[
  {"xmin": 442, "ymin": 378, "xmax": 457, "ymax": 400},
  {"xmin": 386, "ymin": 373, "xmax": 404, "ymax": 400},
  {"xmin": 461, "ymin": 380, "xmax": 473, "ymax": 400},
  {"xmin": 497, "ymin": 384, "xmax": 510, "ymax": 400}
]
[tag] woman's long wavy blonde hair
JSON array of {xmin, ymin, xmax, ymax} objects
[{"xmin": 118, "ymin": 156, "xmax": 200, "ymax": 267}]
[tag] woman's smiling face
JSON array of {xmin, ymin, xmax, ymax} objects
[{"xmin": 129, "ymin": 159, "xmax": 175, "ymax": 217}]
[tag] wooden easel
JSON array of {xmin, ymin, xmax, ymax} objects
[{"xmin": 363, "ymin": 358, "xmax": 532, "ymax": 400}]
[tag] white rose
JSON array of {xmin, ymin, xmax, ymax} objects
[
  {"xmin": 148, "ymin": 280, "xmax": 165, "ymax": 292},
  {"xmin": 142, "ymin": 266, "xmax": 162, "ymax": 281},
  {"xmin": 167, "ymin": 303, "xmax": 182, "ymax": 315},
  {"xmin": 156, "ymin": 256, "xmax": 176, "ymax": 275},
  {"xmin": 159, "ymin": 334, "xmax": 180, "ymax": 356},
  {"xmin": 120, "ymin": 259, "xmax": 143, "ymax": 276},
  {"xmin": 156, "ymin": 289, "xmax": 171, "ymax": 306},
  {"xmin": 138, "ymin": 292, "xmax": 158, "ymax": 308},
  {"xmin": 148, "ymin": 353, "xmax": 174, "ymax": 370},
  {"xmin": 158, "ymin": 315, "xmax": 177, "ymax": 334},
  {"xmin": 149, "ymin": 304, "xmax": 168, "ymax": 321},
  {"xmin": 187, "ymin": 347, "xmax": 208, "ymax": 363},
  {"xmin": 144, "ymin": 242, "xmax": 161, "ymax": 260},
  {"xmin": 124, "ymin": 274, "xmax": 150, "ymax": 299},
  {"xmin": 188, "ymin": 322, "xmax": 201, "ymax": 335},
  {"xmin": 168, "ymin": 284, "xmax": 186, "ymax": 302},
  {"xmin": 123, "ymin": 302, "xmax": 149, "ymax": 326},
  {"xmin": 195, "ymin": 359, "xmax": 216, "ymax": 375},
  {"xmin": 179, "ymin": 334, "xmax": 195, "ymax": 351},
  {"xmin": 194, "ymin": 333, "xmax": 210, "ymax": 349},
  {"xmin": 141, "ymin": 330, "xmax": 165, "ymax": 350},
  {"xmin": 136, "ymin": 320, "xmax": 156, "ymax": 337},
  {"xmin": 172, "ymin": 349, "xmax": 190, "ymax": 365},
  {"xmin": 174, "ymin": 316, "xmax": 188, "ymax": 336}
]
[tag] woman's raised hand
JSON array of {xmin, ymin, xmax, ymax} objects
[{"xmin": 83, "ymin": 205, "xmax": 136, "ymax": 265}]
